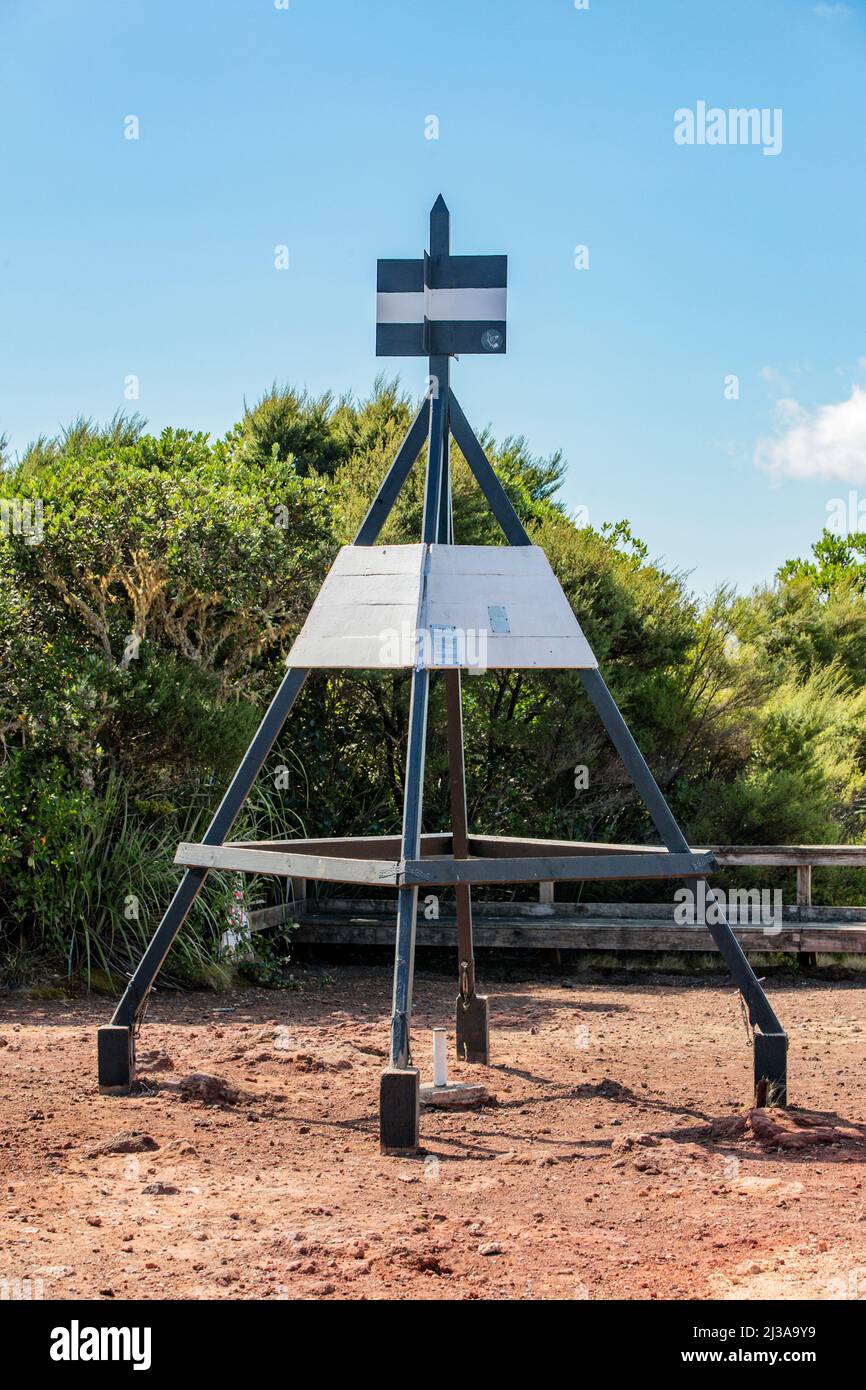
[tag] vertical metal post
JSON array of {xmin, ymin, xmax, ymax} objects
[
  {"xmin": 436, "ymin": 404, "xmax": 452, "ymax": 544},
  {"xmin": 388, "ymin": 668, "xmax": 430, "ymax": 1072},
  {"xmin": 381, "ymin": 197, "xmax": 452, "ymax": 1149}
]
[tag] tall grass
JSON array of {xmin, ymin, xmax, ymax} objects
[{"xmin": 0, "ymin": 760, "xmax": 314, "ymax": 991}]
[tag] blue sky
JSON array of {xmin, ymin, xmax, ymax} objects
[{"xmin": 1, "ymin": 0, "xmax": 864, "ymax": 596}]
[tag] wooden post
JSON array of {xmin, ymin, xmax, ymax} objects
[
  {"xmin": 291, "ymin": 876, "xmax": 307, "ymax": 912},
  {"xmin": 797, "ymin": 863, "xmax": 817, "ymax": 968},
  {"xmin": 444, "ymin": 670, "xmax": 489, "ymax": 1064},
  {"xmin": 444, "ymin": 671, "xmax": 473, "ymax": 992},
  {"xmin": 539, "ymin": 882, "xmax": 558, "ymax": 964}
]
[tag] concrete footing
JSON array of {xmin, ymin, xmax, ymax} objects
[
  {"xmin": 420, "ymin": 1081, "xmax": 490, "ymax": 1109},
  {"xmin": 379, "ymin": 1066, "xmax": 420, "ymax": 1153},
  {"xmin": 97, "ymin": 1025, "xmax": 134, "ymax": 1094},
  {"xmin": 754, "ymin": 1031, "xmax": 788, "ymax": 1107}
]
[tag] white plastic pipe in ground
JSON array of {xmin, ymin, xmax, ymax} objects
[{"xmin": 432, "ymin": 1028, "xmax": 448, "ymax": 1088}]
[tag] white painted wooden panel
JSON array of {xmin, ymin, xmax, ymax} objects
[
  {"xmin": 426, "ymin": 573, "xmax": 572, "ymax": 603},
  {"xmin": 426, "ymin": 544, "xmax": 549, "ymax": 577},
  {"xmin": 478, "ymin": 636, "xmax": 596, "ymax": 668},
  {"xmin": 427, "ymin": 574, "xmax": 576, "ymax": 613},
  {"xmin": 427, "ymin": 598, "xmax": 580, "ymax": 638},
  {"xmin": 330, "ymin": 544, "xmax": 425, "ymax": 576},
  {"xmin": 291, "ymin": 633, "xmax": 596, "ymax": 670},
  {"xmin": 294, "ymin": 603, "xmax": 418, "ymax": 639},
  {"xmin": 289, "ymin": 635, "xmax": 414, "ymax": 668},
  {"xmin": 313, "ymin": 575, "xmax": 421, "ymax": 608},
  {"xmin": 287, "ymin": 543, "xmax": 598, "ymax": 670}
]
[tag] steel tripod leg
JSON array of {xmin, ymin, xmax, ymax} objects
[
  {"xmin": 97, "ymin": 665, "xmax": 310, "ymax": 1092},
  {"xmin": 380, "ymin": 668, "xmax": 430, "ymax": 1152},
  {"xmin": 579, "ymin": 666, "xmax": 788, "ymax": 1106}
]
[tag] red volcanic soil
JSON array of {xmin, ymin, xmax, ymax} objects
[{"xmin": 2, "ymin": 966, "xmax": 865, "ymax": 1300}]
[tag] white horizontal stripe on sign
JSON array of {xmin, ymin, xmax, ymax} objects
[
  {"xmin": 426, "ymin": 286, "xmax": 506, "ymax": 321},
  {"xmin": 377, "ymin": 286, "xmax": 507, "ymax": 325},
  {"xmin": 376, "ymin": 292, "xmax": 425, "ymax": 324}
]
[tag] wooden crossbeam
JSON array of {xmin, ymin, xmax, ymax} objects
[
  {"xmin": 175, "ymin": 840, "xmax": 713, "ymax": 887},
  {"xmin": 174, "ymin": 842, "xmax": 400, "ymax": 886},
  {"xmin": 227, "ymin": 833, "xmax": 453, "ymax": 859},
  {"xmin": 401, "ymin": 850, "xmax": 716, "ymax": 886},
  {"xmin": 465, "ymin": 834, "xmax": 656, "ymax": 858}
]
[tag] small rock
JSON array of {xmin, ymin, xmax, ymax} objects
[
  {"xmin": 633, "ymin": 1159, "xmax": 661, "ymax": 1174},
  {"xmin": 178, "ymin": 1072, "xmax": 240, "ymax": 1105},
  {"xmin": 163, "ymin": 1139, "xmax": 197, "ymax": 1158},
  {"xmin": 478, "ymin": 1242, "xmax": 502, "ymax": 1257},
  {"xmin": 142, "ymin": 1182, "xmax": 179, "ymax": 1196},
  {"xmin": 84, "ymin": 1132, "xmax": 159, "ymax": 1158},
  {"xmin": 611, "ymin": 1132, "xmax": 660, "ymax": 1155}
]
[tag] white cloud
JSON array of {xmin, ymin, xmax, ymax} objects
[
  {"xmin": 813, "ymin": 3, "xmax": 851, "ymax": 16},
  {"xmin": 755, "ymin": 385, "xmax": 866, "ymax": 482}
]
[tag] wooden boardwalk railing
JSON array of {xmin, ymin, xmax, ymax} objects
[
  {"xmin": 247, "ymin": 845, "xmax": 866, "ymax": 957},
  {"xmin": 709, "ymin": 845, "xmax": 866, "ymax": 908}
]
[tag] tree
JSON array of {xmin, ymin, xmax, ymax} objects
[
  {"xmin": 778, "ymin": 530, "xmax": 866, "ymax": 596},
  {"xmin": 2, "ymin": 419, "xmax": 333, "ymax": 786}
]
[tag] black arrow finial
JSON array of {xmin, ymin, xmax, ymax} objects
[{"xmin": 430, "ymin": 195, "xmax": 450, "ymax": 257}]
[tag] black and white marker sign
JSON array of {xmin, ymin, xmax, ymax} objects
[{"xmin": 376, "ymin": 200, "xmax": 506, "ymax": 357}]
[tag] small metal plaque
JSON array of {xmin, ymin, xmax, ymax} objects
[{"xmin": 487, "ymin": 605, "xmax": 510, "ymax": 634}]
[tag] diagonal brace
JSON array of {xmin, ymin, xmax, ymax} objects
[
  {"xmin": 448, "ymin": 392, "xmax": 531, "ymax": 547},
  {"xmin": 109, "ymin": 664, "xmax": 309, "ymax": 1032},
  {"xmin": 355, "ymin": 397, "xmax": 431, "ymax": 545}
]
